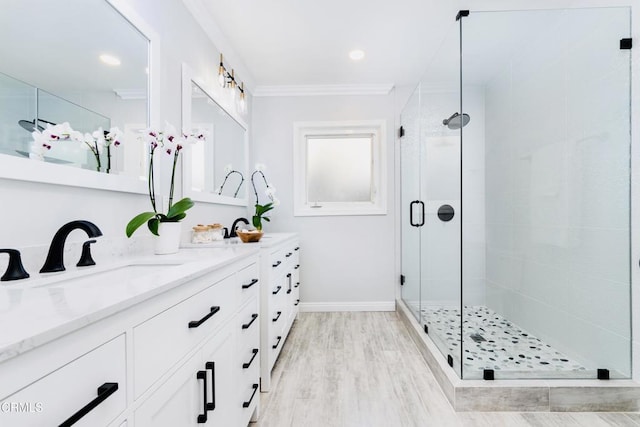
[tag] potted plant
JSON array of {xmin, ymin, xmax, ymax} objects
[{"xmin": 125, "ymin": 124, "xmax": 204, "ymax": 253}]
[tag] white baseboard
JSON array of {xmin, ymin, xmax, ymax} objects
[{"xmin": 298, "ymin": 301, "xmax": 396, "ymax": 312}]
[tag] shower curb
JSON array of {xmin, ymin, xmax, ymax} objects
[{"xmin": 396, "ymin": 299, "xmax": 640, "ymax": 412}]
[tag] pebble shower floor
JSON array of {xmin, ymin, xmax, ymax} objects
[{"xmin": 418, "ymin": 305, "xmax": 588, "ymax": 378}]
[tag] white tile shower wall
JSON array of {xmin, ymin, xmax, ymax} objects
[
  {"xmin": 0, "ymin": 0, "xmax": 250, "ymax": 270},
  {"xmin": 482, "ymin": 8, "xmax": 632, "ymax": 376}
]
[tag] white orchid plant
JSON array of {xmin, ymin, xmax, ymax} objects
[
  {"xmin": 125, "ymin": 124, "xmax": 205, "ymax": 237},
  {"xmin": 30, "ymin": 121, "xmax": 122, "ymax": 173},
  {"xmin": 251, "ymin": 163, "xmax": 279, "ymax": 231}
]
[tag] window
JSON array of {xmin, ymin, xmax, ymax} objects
[{"xmin": 293, "ymin": 120, "xmax": 387, "ymax": 216}]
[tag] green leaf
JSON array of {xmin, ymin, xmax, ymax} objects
[
  {"xmin": 263, "ymin": 217, "xmax": 270, "ymax": 222},
  {"xmin": 252, "ymin": 215, "xmax": 261, "ymax": 229},
  {"xmin": 126, "ymin": 212, "xmax": 157, "ymax": 237},
  {"xmin": 147, "ymin": 217, "xmax": 160, "ymax": 236},
  {"xmin": 167, "ymin": 197, "xmax": 194, "ymax": 218},
  {"xmin": 166, "ymin": 212, "xmax": 186, "ymax": 222}
]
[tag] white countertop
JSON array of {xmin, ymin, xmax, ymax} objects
[
  {"xmin": 0, "ymin": 245, "xmax": 260, "ymax": 364},
  {"xmin": 182, "ymin": 232, "xmax": 299, "ymax": 249}
]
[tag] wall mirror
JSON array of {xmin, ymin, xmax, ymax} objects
[
  {"xmin": 0, "ymin": 0, "xmax": 157, "ymax": 193},
  {"xmin": 182, "ymin": 65, "xmax": 248, "ymax": 206}
]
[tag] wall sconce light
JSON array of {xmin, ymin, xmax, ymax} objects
[{"xmin": 218, "ymin": 53, "xmax": 247, "ymax": 113}]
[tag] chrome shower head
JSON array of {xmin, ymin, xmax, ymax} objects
[{"xmin": 443, "ymin": 112, "xmax": 470, "ymax": 130}]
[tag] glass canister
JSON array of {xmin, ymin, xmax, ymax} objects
[
  {"xmin": 208, "ymin": 223, "xmax": 225, "ymax": 241},
  {"xmin": 191, "ymin": 224, "xmax": 210, "ymax": 244}
]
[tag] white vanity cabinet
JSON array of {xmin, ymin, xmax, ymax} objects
[
  {"xmin": 0, "ymin": 250, "xmax": 261, "ymax": 427},
  {"xmin": 259, "ymin": 235, "xmax": 300, "ymax": 392}
]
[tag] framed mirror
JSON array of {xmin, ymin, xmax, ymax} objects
[
  {"xmin": 182, "ymin": 64, "xmax": 248, "ymax": 206},
  {"xmin": 0, "ymin": 0, "xmax": 159, "ymax": 193}
]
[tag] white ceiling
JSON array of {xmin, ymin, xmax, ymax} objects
[{"xmin": 193, "ymin": 0, "xmax": 460, "ymax": 89}]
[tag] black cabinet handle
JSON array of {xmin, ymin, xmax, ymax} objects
[
  {"xmin": 242, "ymin": 278, "xmax": 258, "ymax": 289},
  {"xmin": 287, "ymin": 289, "xmax": 292, "ymax": 294},
  {"xmin": 58, "ymin": 382, "xmax": 118, "ymax": 427},
  {"xmin": 242, "ymin": 348, "xmax": 259, "ymax": 369},
  {"xmin": 272, "ymin": 311, "xmax": 282, "ymax": 322},
  {"xmin": 272, "ymin": 260, "xmax": 281, "ymax": 268},
  {"xmin": 272, "ymin": 285, "xmax": 282, "ymax": 295},
  {"xmin": 196, "ymin": 371, "xmax": 208, "ymax": 423},
  {"xmin": 287, "ymin": 273, "xmax": 292, "ymax": 294},
  {"xmin": 272, "ymin": 335, "xmax": 282, "ymax": 349},
  {"xmin": 188, "ymin": 306, "xmax": 221, "ymax": 328},
  {"xmin": 294, "ymin": 247, "xmax": 300, "ymax": 251},
  {"xmin": 285, "ymin": 252, "xmax": 292, "ymax": 257},
  {"xmin": 205, "ymin": 362, "xmax": 216, "ymax": 412},
  {"xmin": 294, "ymin": 264, "xmax": 300, "ymax": 270},
  {"xmin": 242, "ymin": 313, "xmax": 258, "ymax": 329},
  {"xmin": 295, "ymin": 281, "xmax": 300, "ymax": 288},
  {"xmin": 295, "ymin": 299, "xmax": 300, "ymax": 306},
  {"xmin": 418, "ymin": 201, "xmax": 425, "ymax": 227},
  {"xmin": 243, "ymin": 384, "xmax": 259, "ymax": 408}
]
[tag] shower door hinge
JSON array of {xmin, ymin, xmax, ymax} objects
[
  {"xmin": 483, "ymin": 369, "xmax": 495, "ymax": 381},
  {"xmin": 620, "ymin": 38, "xmax": 632, "ymax": 50},
  {"xmin": 400, "ymin": 274, "xmax": 405, "ymax": 286},
  {"xmin": 456, "ymin": 10, "xmax": 469, "ymax": 21},
  {"xmin": 597, "ymin": 369, "xmax": 610, "ymax": 380},
  {"xmin": 447, "ymin": 355, "xmax": 454, "ymax": 367},
  {"xmin": 399, "ymin": 126, "xmax": 405, "ymax": 138}
]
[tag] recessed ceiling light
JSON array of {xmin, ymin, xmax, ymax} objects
[
  {"xmin": 349, "ymin": 49, "xmax": 365, "ymax": 61},
  {"xmin": 99, "ymin": 54, "xmax": 121, "ymax": 66}
]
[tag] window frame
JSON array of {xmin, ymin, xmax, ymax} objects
[{"xmin": 293, "ymin": 120, "xmax": 387, "ymax": 216}]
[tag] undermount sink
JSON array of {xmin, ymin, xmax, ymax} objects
[{"xmin": 26, "ymin": 261, "xmax": 185, "ymax": 289}]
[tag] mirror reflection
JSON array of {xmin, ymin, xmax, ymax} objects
[
  {"xmin": 189, "ymin": 82, "xmax": 246, "ymax": 199},
  {"xmin": 0, "ymin": 0, "xmax": 149, "ymax": 176}
]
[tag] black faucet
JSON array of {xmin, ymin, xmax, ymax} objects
[
  {"xmin": 229, "ymin": 217, "xmax": 250, "ymax": 238},
  {"xmin": 0, "ymin": 249, "xmax": 30, "ymax": 281},
  {"xmin": 40, "ymin": 220, "xmax": 103, "ymax": 273}
]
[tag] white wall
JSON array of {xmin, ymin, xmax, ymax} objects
[
  {"xmin": 252, "ymin": 93, "xmax": 397, "ymax": 310},
  {"xmin": 0, "ymin": 0, "xmax": 249, "ymax": 276}
]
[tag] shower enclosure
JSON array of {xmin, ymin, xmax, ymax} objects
[{"xmin": 400, "ymin": 7, "xmax": 632, "ymax": 380}]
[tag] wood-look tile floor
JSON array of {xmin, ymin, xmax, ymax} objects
[{"xmin": 253, "ymin": 312, "xmax": 639, "ymax": 427}]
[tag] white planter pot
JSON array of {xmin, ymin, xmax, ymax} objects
[{"xmin": 154, "ymin": 222, "xmax": 182, "ymax": 255}]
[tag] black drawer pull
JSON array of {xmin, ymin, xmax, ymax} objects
[
  {"xmin": 272, "ymin": 311, "xmax": 282, "ymax": 322},
  {"xmin": 242, "ymin": 348, "xmax": 259, "ymax": 369},
  {"xmin": 287, "ymin": 289, "xmax": 292, "ymax": 294},
  {"xmin": 242, "ymin": 278, "xmax": 258, "ymax": 289},
  {"xmin": 272, "ymin": 260, "xmax": 281, "ymax": 268},
  {"xmin": 205, "ymin": 362, "xmax": 216, "ymax": 412},
  {"xmin": 272, "ymin": 285, "xmax": 282, "ymax": 295},
  {"xmin": 294, "ymin": 264, "xmax": 300, "ymax": 270},
  {"xmin": 189, "ymin": 306, "xmax": 221, "ymax": 328},
  {"xmin": 294, "ymin": 247, "xmax": 300, "ymax": 251},
  {"xmin": 242, "ymin": 313, "xmax": 258, "ymax": 329},
  {"xmin": 272, "ymin": 335, "xmax": 282, "ymax": 349},
  {"xmin": 59, "ymin": 382, "xmax": 118, "ymax": 427},
  {"xmin": 285, "ymin": 252, "xmax": 292, "ymax": 257},
  {"xmin": 295, "ymin": 299, "xmax": 300, "ymax": 306},
  {"xmin": 295, "ymin": 282, "xmax": 300, "ymax": 288},
  {"xmin": 243, "ymin": 383, "xmax": 259, "ymax": 408},
  {"xmin": 196, "ymin": 371, "xmax": 208, "ymax": 423}
]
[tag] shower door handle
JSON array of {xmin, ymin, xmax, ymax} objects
[
  {"xmin": 409, "ymin": 200, "xmax": 419, "ymax": 227},
  {"xmin": 418, "ymin": 201, "xmax": 425, "ymax": 226}
]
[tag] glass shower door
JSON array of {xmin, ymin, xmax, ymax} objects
[{"xmin": 400, "ymin": 88, "xmax": 422, "ymax": 321}]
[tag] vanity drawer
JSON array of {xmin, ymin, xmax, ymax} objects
[
  {"xmin": 0, "ymin": 335, "xmax": 126, "ymax": 427},
  {"xmin": 133, "ymin": 274, "xmax": 236, "ymax": 398},
  {"xmin": 237, "ymin": 297, "xmax": 259, "ymax": 354},
  {"xmin": 238, "ymin": 263, "xmax": 259, "ymax": 305}
]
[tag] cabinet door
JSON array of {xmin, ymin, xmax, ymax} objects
[
  {"xmin": 201, "ymin": 326, "xmax": 236, "ymax": 425},
  {"xmin": 134, "ymin": 351, "xmax": 202, "ymax": 427},
  {"xmin": 134, "ymin": 326, "xmax": 235, "ymax": 427}
]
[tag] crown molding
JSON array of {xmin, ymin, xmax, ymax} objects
[{"xmin": 253, "ymin": 84, "xmax": 395, "ymax": 97}]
